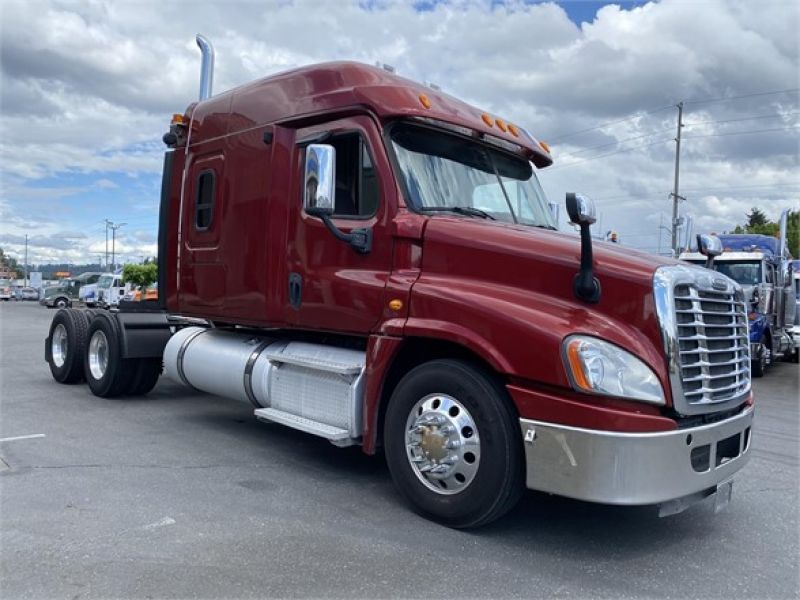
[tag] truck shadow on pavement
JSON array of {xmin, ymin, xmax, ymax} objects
[{"xmin": 166, "ymin": 383, "xmax": 721, "ymax": 558}]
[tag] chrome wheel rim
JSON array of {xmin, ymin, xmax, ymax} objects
[
  {"xmin": 51, "ymin": 324, "xmax": 68, "ymax": 368},
  {"xmin": 405, "ymin": 394, "xmax": 481, "ymax": 495},
  {"xmin": 88, "ymin": 330, "xmax": 109, "ymax": 380}
]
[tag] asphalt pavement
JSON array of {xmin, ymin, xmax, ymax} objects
[{"xmin": 1, "ymin": 301, "xmax": 798, "ymax": 599}]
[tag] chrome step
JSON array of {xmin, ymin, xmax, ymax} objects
[
  {"xmin": 254, "ymin": 407, "xmax": 357, "ymax": 447},
  {"xmin": 264, "ymin": 342, "xmax": 364, "ymax": 375}
]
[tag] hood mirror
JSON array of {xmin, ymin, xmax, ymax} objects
[
  {"xmin": 566, "ymin": 193, "xmax": 597, "ymax": 226},
  {"xmin": 565, "ymin": 193, "xmax": 601, "ymax": 304},
  {"xmin": 696, "ymin": 234, "xmax": 722, "ymax": 268}
]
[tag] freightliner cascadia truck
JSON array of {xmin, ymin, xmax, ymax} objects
[{"xmin": 44, "ymin": 36, "xmax": 753, "ymax": 528}]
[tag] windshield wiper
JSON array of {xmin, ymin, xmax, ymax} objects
[
  {"xmin": 533, "ymin": 224, "xmax": 558, "ymax": 231},
  {"xmin": 420, "ymin": 206, "xmax": 496, "ymax": 220}
]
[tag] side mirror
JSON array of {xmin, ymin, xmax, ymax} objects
[
  {"xmin": 302, "ymin": 142, "xmax": 372, "ymax": 254},
  {"xmin": 697, "ymin": 234, "xmax": 722, "ymax": 268},
  {"xmin": 304, "ymin": 144, "xmax": 335, "ymax": 217},
  {"xmin": 565, "ymin": 192, "xmax": 597, "ymax": 226}
]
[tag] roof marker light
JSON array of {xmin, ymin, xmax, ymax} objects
[
  {"xmin": 419, "ymin": 94, "xmax": 432, "ymax": 109},
  {"xmin": 481, "ymin": 113, "xmax": 494, "ymax": 127},
  {"xmin": 495, "ymin": 118, "xmax": 507, "ymax": 132},
  {"xmin": 507, "ymin": 124, "xmax": 520, "ymax": 137},
  {"xmin": 539, "ymin": 140, "xmax": 551, "ymax": 154}
]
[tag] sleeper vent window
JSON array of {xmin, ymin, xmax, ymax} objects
[{"xmin": 195, "ymin": 171, "xmax": 215, "ymax": 230}]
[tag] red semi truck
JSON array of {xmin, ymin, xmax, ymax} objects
[{"xmin": 44, "ymin": 36, "xmax": 753, "ymax": 528}]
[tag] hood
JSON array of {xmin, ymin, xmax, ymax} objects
[
  {"xmin": 418, "ymin": 216, "xmax": 678, "ymax": 380},
  {"xmin": 421, "ymin": 216, "xmax": 677, "ymax": 294}
]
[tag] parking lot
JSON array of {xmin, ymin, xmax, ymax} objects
[{"xmin": 1, "ymin": 301, "xmax": 798, "ymax": 599}]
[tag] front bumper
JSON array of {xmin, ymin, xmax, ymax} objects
[{"xmin": 520, "ymin": 405, "xmax": 753, "ymax": 506}]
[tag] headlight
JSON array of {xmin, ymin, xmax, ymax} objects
[{"xmin": 562, "ymin": 335, "xmax": 665, "ymax": 405}]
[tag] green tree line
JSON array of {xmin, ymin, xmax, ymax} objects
[{"xmin": 732, "ymin": 208, "xmax": 799, "ymax": 256}]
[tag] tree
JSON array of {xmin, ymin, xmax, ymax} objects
[
  {"xmin": 745, "ymin": 207, "xmax": 769, "ymax": 228},
  {"xmin": 122, "ymin": 263, "xmax": 157, "ymax": 289},
  {"xmin": 731, "ymin": 209, "xmax": 800, "ymax": 257}
]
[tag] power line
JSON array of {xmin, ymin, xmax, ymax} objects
[
  {"xmin": 684, "ymin": 88, "xmax": 799, "ymax": 106},
  {"xmin": 554, "ymin": 127, "xmax": 675, "ymax": 158},
  {"xmin": 546, "ymin": 104, "xmax": 674, "ymax": 142},
  {"xmin": 545, "ymin": 138, "xmax": 673, "ymax": 170},
  {"xmin": 683, "ymin": 125, "xmax": 799, "ymax": 139},
  {"xmin": 546, "ymin": 88, "xmax": 799, "ymax": 143},
  {"xmin": 684, "ymin": 111, "xmax": 800, "ymax": 127}
]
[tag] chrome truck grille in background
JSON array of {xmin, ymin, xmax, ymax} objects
[{"xmin": 655, "ymin": 265, "xmax": 751, "ymax": 416}]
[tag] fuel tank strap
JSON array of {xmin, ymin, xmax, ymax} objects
[
  {"xmin": 243, "ymin": 341, "xmax": 272, "ymax": 408},
  {"xmin": 176, "ymin": 328, "xmax": 208, "ymax": 391}
]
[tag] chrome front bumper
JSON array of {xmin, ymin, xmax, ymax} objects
[{"xmin": 520, "ymin": 405, "xmax": 753, "ymax": 506}]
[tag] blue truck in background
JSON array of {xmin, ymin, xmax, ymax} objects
[{"xmin": 681, "ymin": 210, "xmax": 798, "ymax": 377}]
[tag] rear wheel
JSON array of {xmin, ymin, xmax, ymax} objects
[
  {"xmin": 84, "ymin": 312, "xmax": 135, "ymax": 397},
  {"xmin": 46, "ymin": 309, "xmax": 90, "ymax": 383},
  {"xmin": 384, "ymin": 359, "xmax": 524, "ymax": 529},
  {"xmin": 128, "ymin": 358, "xmax": 162, "ymax": 396}
]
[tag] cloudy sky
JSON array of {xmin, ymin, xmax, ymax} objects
[{"xmin": 1, "ymin": 0, "xmax": 798, "ymax": 266}]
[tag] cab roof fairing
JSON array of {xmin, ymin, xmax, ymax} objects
[{"xmin": 181, "ymin": 61, "xmax": 553, "ymax": 168}]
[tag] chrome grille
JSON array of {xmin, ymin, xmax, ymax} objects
[
  {"xmin": 654, "ymin": 265, "xmax": 751, "ymax": 416},
  {"xmin": 674, "ymin": 285, "xmax": 750, "ymax": 405}
]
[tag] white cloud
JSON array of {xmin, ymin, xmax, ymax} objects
[{"xmin": 0, "ymin": 0, "xmax": 798, "ymax": 262}]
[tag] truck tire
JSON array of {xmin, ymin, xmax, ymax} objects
[
  {"xmin": 84, "ymin": 312, "xmax": 135, "ymax": 398},
  {"xmin": 46, "ymin": 309, "xmax": 90, "ymax": 384},
  {"xmin": 128, "ymin": 358, "xmax": 162, "ymax": 396},
  {"xmin": 752, "ymin": 343, "xmax": 767, "ymax": 378},
  {"xmin": 383, "ymin": 359, "xmax": 524, "ymax": 529}
]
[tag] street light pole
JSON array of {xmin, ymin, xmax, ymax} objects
[{"xmin": 108, "ymin": 222, "xmax": 126, "ymax": 271}]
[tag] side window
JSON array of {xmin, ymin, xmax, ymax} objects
[
  {"xmin": 328, "ymin": 134, "xmax": 379, "ymax": 217},
  {"xmin": 765, "ymin": 264, "xmax": 774, "ymax": 284},
  {"xmin": 195, "ymin": 170, "xmax": 215, "ymax": 230}
]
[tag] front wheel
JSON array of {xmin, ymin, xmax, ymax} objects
[{"xmin": 384, "ymin": 359, "xmax": 524, "ymax": 529}]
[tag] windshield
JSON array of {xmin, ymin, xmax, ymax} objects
[
  {"xmin": 688, "ymin": 260, "xmax": 762, "ymax": 285},
  {"xmin": 390, "ymin": 123, "xmax": 556, "ymax": 228},
  {"xmin": 98, "ymin": 275, "xmax": 114, "ymax": 290}
]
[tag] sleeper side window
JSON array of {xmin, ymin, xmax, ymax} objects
[
  {"xmin": 327, "ymin": 134, "xmax": 379, "ymax": 218},
  {"xmin": 195, "ymin": 170, "xmax": 215, "ymax": 230}
]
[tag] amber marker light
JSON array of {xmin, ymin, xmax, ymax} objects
[
  {"xmin": 495, "ymin": 118, "xmax": 507, "ymax": 132},
  {"xmin": 171, "ymin": 113, "xmax": 185, "ymax": 125},
  {"xmin": 539, "ymin": 140, "xmax": 551, "ymax": 154},
  {"xmin": 389, "ymin": 299, "xmax": 404, "ymax": 311},
  {"xmin": 419, "ymin": 94, "xmax": 432, "ymax": 109},
  {"xmin": 481, "ymin": 113, "xmax": 494, "ymax": 127},
  {"xmin": 565, "ymin": 339, "xmax": 592, "ymax": 391},
  {"xmin": 507, "ymin": 124, "xmax": 520, "ymax": 137}
]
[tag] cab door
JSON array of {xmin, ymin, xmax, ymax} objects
[{"xmin": 286, "ymin": 115, "xmax": 395, "ymax": 333}]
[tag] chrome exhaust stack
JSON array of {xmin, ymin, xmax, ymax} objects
[
  {"xmin": 778, "ymin": 208, "xmax": 789, "ymax": 257},
  {"xmin": 195, "ymin": 34, "xmax": 215, "ymax": 100}
]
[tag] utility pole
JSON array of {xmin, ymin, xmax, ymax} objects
[
  {"xmin": 108, "ymin": 222, "xmax": 126, "ymax": 271},
  {"xmin": 24, "ymin": 234, "xmax": 29, "ymax": 286},
  {"xmin": 669, "ymin": 101, "xmax": 685, "ymax": 255},
  {"xmin": 104, "ymin": 219, "xmax": 112, "ymax": 271}
]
